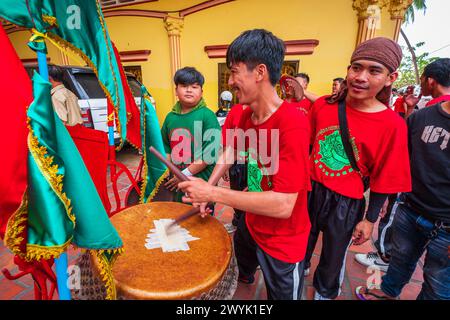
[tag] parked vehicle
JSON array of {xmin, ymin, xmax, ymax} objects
[{"xmin": 25, "ymin": 65, "xmax": 151, "ymax": 144}]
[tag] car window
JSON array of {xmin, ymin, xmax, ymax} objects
[
  {"xmin": 72, "ymin": 72, "xmax": 106, "ymax": 99},
  {"xmin": 127, "ymin": 76, "xmax": 142, "ymax": 97}
]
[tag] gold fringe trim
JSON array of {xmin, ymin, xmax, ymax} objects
[
  {"xmin": 27, "ymin": 125, "xmax": 75, "ymax": 227},
  {"xmin": 144, "ymin": 169, "xmax": 169, "ymax": 203},
  {"xmin": 107, "ymin": 112, "xmax": 115, "ymax": 123},
  {"xmin": 139, "ymin": 93, "xmax": 169, "ymax": 203},
  {"xmin": 25, "ymin": 237, "xmax": 73, "ymax": 262},
  {"xmin": 91, "ymin": 248, "xmax": 124, "ymax": 300},
  {"xmin": 139, "ymin": 94, "xmax": 149, "ymax": 204},
  {"xmin": 4, "ymin": 191, "xmax": 74, "ymax": 262},
  {"xmin": 4, "ymin": 192, "xmax": 28, "ymax": 258},
  {"xmin": 42, "ymin": 14, "xmax": 58, "ymax": 27}
]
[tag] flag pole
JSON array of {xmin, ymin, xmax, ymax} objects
[{"xmin": 36, "ymin": 50, "xmax": 71, "ymax": 301}]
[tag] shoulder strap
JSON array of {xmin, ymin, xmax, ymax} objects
[{"xmin": 337, "ymin": 100, "xmax": 360, "ymax": 172}]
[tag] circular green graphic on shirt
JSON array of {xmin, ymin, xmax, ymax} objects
[{"xmin": 318, "ymin": 130, "xmax": 350, "ymax": 171}]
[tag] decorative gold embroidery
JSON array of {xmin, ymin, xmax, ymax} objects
[
  {"xmin": 27, "ymin": 126, "xmax": 75, "ymax": 227},
  {"xmin": 4, "ymin": 192, "xmax": 28, "ymax": 258},
  {"xmin": 92, "ymin": 248, "xmax": 124, "ymax": 300},
  {"xmin": 42, "ymin": 14, "xmax": 58, "ymax": 27},
  {"xmin": 26, "ymin": 238, "xmax": 73, "ymax": 261},
  {"xmin": 139, "ymin": 94, "xmax": 169, "ymax": 203}
]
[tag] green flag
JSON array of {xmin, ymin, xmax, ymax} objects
[
  {"xmin": 0, "ymin": 0, "xmax": 127, "ymax": 147},
  {"xmin": 5, "ymin": 72, "xmax": 123, "ymax": 299},
  {"xmin": 140, "ymin": 86, "xmax": 169, "ymax": 203}
]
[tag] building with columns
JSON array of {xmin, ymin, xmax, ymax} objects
[{"xmin": 5, "ymin": 0, "xmax": 413, "ymax": 124}]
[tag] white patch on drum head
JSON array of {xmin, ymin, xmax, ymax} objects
[{"xmin": 144, "ymin": 219, "xmax": 199, "ymax": 252}]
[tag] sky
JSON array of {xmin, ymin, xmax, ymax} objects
[{"xmin": 398, "ymin": 0, "xmax": 450, "ymax": 59}]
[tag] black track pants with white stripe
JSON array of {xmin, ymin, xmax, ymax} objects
[
  {"xmin": 304, "ymin": 181, "xmax": 365, "ymax": 299},
  {"xmin": 234, "ymin": 214, "xmax": 305, "ymax": 300}
]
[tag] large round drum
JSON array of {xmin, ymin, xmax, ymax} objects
[{"xmin": 73, "ymin": 202, "xmax": 237, "ymax": 300}]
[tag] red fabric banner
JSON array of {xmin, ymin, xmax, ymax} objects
[
  {"xmin": 0, "ymin": 24, "xmax": 32, "ymax": 238},
  {"xmin": 66, "ymin": 124, "xmax": 111, "ymax": 214},
  {"xmin": 110, "ymin": 42, "xmax": 142, "ymax": 149}
]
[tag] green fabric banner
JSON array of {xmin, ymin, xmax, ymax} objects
[
  {"xmin": 140, "ymin": 85, "xmax": 168, "ymax": 203},
  {"xmin": 0, "ymin": 0, "xmax": 127, "ymax": 147},
  {"xmin": 24, "ymin": 72, "xmax": 123, "ymax": 299}
]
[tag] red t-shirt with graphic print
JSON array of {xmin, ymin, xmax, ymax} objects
[
  {"xmin": 236, "ymin": 101, "xmax": 311, "ymax": 263},
  {"xmin": 309, "ymin": 97, "xmax": 411, "ymax": 199}
]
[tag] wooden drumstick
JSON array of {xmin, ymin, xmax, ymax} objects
[
  {"xmin": 149, "ymin": 146, "xmax": 189, "ymax": 182},
  {"xmin": 149, "ymin": 146, "xmax": 212, "ymax": 229}
]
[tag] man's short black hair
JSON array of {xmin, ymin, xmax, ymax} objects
[
  {"xmin": 48, "ymin": 64, "xmax": 64, "ymax": 82},
  {"xmin": 333, "ymin": 77, "xmax": 344, "ymax": 83},
  {"xmin": 423, "ymin": 58, "xmax": 450, "ymax": 87},
  {"xmin": 226, "ymin": 29, "xmax": 285, "ymax": 86},
  {"xmin": 174, "ymin": 67, "xmax": 205, "ymax": 87},
  {"xmin": 295, "ymin": 73, "xmax": 310, "ymax": 84}
]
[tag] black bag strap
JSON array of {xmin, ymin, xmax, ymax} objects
[{"xmin": 338, "ymin": 100, "xmax": 360, "ymax": 172}]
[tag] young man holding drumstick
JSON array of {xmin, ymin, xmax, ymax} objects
[{"xmin": 179, "ymin": 29, "xmax": 311, "ymax": 300}]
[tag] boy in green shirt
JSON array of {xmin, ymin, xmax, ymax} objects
[{"xmin": 161, "ymin": 67, "xmax": 221, "ymax": 203}]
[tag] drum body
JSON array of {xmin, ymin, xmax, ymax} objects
[{"xmin": 72, "ymin": 202, "xmax": 237, "ymax": 300}]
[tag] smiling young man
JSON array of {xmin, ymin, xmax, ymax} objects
[
  {"xmin": 178, "ymin": 29, "xmax": 311, "ymax": 300},
  {"xmin": 161, "ymin": 67, "xmax": 220, "ymax": 203},
  {"xmin": 304, "ymin": 37, "xmax": 412, "ymax": 300},
  {"xmin": 332, "ymin": 77, "xmax": 344, "ymax": 95}
]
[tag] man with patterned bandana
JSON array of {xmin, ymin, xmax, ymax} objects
[{"xmin": 304, "ymin": 37, "xmax": 412, "ymax": 300}]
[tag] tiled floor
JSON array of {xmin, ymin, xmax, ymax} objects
[{"xmin": 0, "ymin": 147, "xmax": 424, "ymax": 300}]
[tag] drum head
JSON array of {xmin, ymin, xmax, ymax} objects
[{"xmin": 94, "ymin": 202, "xmax": 232, "ymax": 299}]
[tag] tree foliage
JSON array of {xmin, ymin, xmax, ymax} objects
[
  {"xmin": 396, "ymin": 41, "xmax": 440, "ymax": 89},
  {"xmin": 404, "ymin": 0, "xmax": 427, "ymax": 24}
]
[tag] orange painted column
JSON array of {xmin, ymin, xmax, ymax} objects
[
  {"xmin": 353, "ymin": 0, "xmax": 388, "ymax": 47},
  {"xmin": 164, "ymin": 16, "xmax": 184, "ymax": 105},
  {"xmin": 389, "ymin": 0, "xmax": 414, "ymax": 42}
]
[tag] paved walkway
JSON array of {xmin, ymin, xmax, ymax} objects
[{"xmin": 0, "ymin": 148, "xmax": 424, "ymax": 300}]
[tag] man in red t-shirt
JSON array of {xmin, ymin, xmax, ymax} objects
[
  {"xmin": 306, "ymin": 37, "xmax": 412, "ymax": 300},
  {"xmin": 179, "ymin": 29, "xmax": 311, "ymax": 300},
  {"xmin": 393, "ymin": 95, "xmax": 405, "ymax": 113}
]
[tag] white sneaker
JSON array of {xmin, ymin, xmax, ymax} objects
[
  {"xmin": 354, "ymin": 252, "xmax": 389, "ymax": 272},
  {"xmin": 304, "ymin": 268, "xmax": 310, "ymax": 277},
  {"xmin": 223, "ymin": 223, "xmax": 237, "ymax": 234},
  {"xmin": 314, "ymin": 291, "xmax": 331, "ymax": 300}
]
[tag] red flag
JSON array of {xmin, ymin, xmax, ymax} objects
[
  {"xmin": 0, "ymin": 24, "xmax": 32, "ymax": 239},
  {"xmin": 109, "ymin": 42, "xmax": 142, "ymax": 149}
]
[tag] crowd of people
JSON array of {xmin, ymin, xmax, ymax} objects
[{"xmin": 49, "ymin": 28, "xmax": 449, "ymax": 301}]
